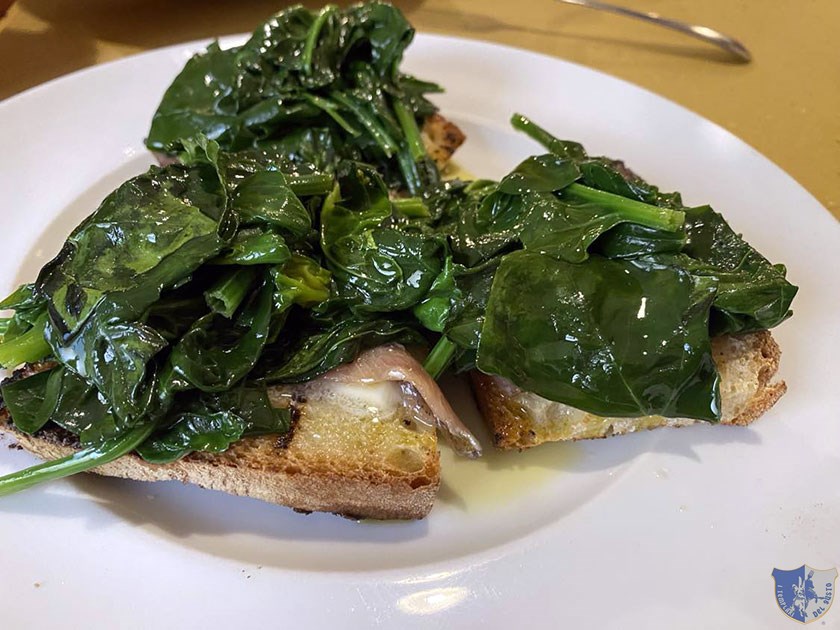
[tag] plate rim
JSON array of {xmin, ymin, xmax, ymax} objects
[{"xmin": 0, "ymin": 30, "xmax": 838, "ymax": 628}]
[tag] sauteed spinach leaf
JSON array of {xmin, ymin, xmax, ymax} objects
[
  {"xmin": 0, "ymin": 63, "xmax": 798, "ymax": 497},
  {"xmin": 136, "ymin": 384, "xmax": 290, "ymax": 464},
  {"xmin": 510, "ymin": 112, "xmax": 796, "ymax": 334},
  {"xmin": 146, "ymin": 2, "xmax": 442, "ymax": 193},
  {"xmin": 0, "ymin": 137, "xmax": 341, "ymax": 493},
  {"xmin": 476, "ymin": 251, "xmax": 721, "ymax": 420}
]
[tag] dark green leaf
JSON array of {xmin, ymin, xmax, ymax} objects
[
  {"xmin": 445, "ymin": 258, "xmax": 500, "ymax": 352},
  {"xmin": 1, "ymin": 369, "xmax": 57, "ymax": 434},
  {"xmin": 146, "ymin": 40, "xmax": 263, "ymax": 151},
  {"xmin": 519, "ymin": 194, "xmax": 626, "ymax": 263},
  {"xmin": 413, "ymin": 255, "xmax": 458, "ymax": 332},
  {"xmin": 142, "ymin": 294, "xmax": 209, "ymax": 343},
  {"xmin": 231, "ymin": 171, "xmax": 311, "ymax": 240},
  {"xmin": 477, "ymin": 251, "xmax": 721, "ymax": 420},
  {"xmin": 45, "ymin": 367, "xmax": 121, "ymax": 446},
  {"xmin": 452, "ymin": 190, "xmax": 525, "ymax": 266},
  {"xmin": 169, "ymin": 277, "xmax": 273, "ymax": 392},
  {"xmin": 321, "ymin": 163, "xmax": 443, "ymax": 312},
  {"xmin": 668, "ymin": 205, "xmax": 798, "ymax": 334},
  {"xmin": 213, "ymin": 229, "xmax": 291, "ymax": 266},
  {"xmin": 136, "ymin": 384, "xmax": 291, "ymax": 463},
  {"xmin": 30, "ymin": 160, "xmax": 233, "ymax": 423},
  {"xmin": 497, "ymin": 154, "xmax": 580, "ymax": 195},
  {"xmin": 138, "ymin": 411, "xmax": 247, "ymax": 463},
  {"xmin": 0, "ymin": 284, "xmax": 48, "ymax": 343},
  {"xmin": 223, "ymin": 130, "xmax": 340, "ymax": 177},
  {"xmin": 146, "ymin": 3, "xmax": 440, "ymax": 192},
  {"xmin": 346, "ymin": 1, "xmax": 414, "ymax": 78},
  {"xmin": 331, "ymin": 227, "xmax": 443, "ymax": 312},
  {"xmin": 1, "ymin": 366, "xmax": 121, "ymax": 446},
  {"xmin": 595, "ymin": 222, "xmax": 687, "ymax": 259},
  {"xmin": 37, "ymin": 163, "xmax": 229, "ymax": 336},
  {"xmin": 50, "ymin": 319, "xmax": 167, "ymax": 423},
  {"xmin": 258, "ymin": 316, "xmax": 423, "ymax": 383}
]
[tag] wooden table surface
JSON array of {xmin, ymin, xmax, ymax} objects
[{"xmin": 1, "ymin": 0, "xmax": 837, "ymax": 218}]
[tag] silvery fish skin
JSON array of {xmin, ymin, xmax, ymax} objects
[{"xmin": 319, "ymin": 344, "xmax": 482, "ymax": 458}]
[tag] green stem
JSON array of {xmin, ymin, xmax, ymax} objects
[
  {"xmin": 285, "ymin": 173, "xmax": 335, "ymax": 197},
  {"xmin": 302, "ymin": 4, "xmax": 337, "ymax": 75},
  {"xmin": 565, "ymin": 183, "xmax": 686, "ymax": 232},
  {"xmin": 330, "ymin": 91, "xmax": 399, "ymax": 158},
  {"xmin": 397, "ymin": 148, "xmax": 423, "ymax": 195},
  {"xmin": 392, "ymin": 197, "xmax": 431, "ymax": 219},
  {"xmin": 511, "ymin": 113, "xmax": 554, "ymax": 147},
  {"xmin": 510, "ymin": 113, "xmax": 586, "ymax": 159},
  {"xmin": 393, "ymin": 99, "xmax": 426, "ymax": 161},
  {"xmin": 302, "ymin": 94, "xmax": 360, "ymax": 136},
  {"xmin": 422, "ymin": 335, "xmax": 458, "ymax": 380},
  {"xmin": 213, "ymin": 233, "xmax": 290, "ymax": 266},
  {"xmin": 0, "ymin": 314, "xmax": 51, "ymax": 369},
  {"xmin": 392, "ymin": 97, "xmax": 431, "ymax": 194},
  {"xmin": 0, "ymin": 422, "xmax": 156, "ymax": 497},
  {"xmin": 205, "ymin": 267, "xmax": 260, "ymax": 318}
]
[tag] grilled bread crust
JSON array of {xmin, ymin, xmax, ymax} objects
[
  {"xmin": 472, "ymin": 331, "xmax": 786, "ymax": 450},
  {"xmin": 0, "ymin": 381, "xmax": 441, "ymax": 520},
  {"xmin": 422, "ymin": 113, "xmax": 467, "ymax": 168}
]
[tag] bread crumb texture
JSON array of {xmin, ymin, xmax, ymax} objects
[
  {"xmin": 473, "ymin": 331, "xmax": 786, "ymax": 449},
  {"xmin": 1, "ymin": 381, "xmax": 440, "ymax": 520}
]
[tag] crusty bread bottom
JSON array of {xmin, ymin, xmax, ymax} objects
[
  {"xmin": 472, "ymin": 331, "xmax": 786, "ymax": 449},
  {"xmin": 1, "ymin": 380, "xmax": 441, "ymax": 520}
]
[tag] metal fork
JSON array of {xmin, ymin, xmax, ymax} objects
[{"xmin": 558, "ymin": 0, "xmax": 751, "ymax": 62}]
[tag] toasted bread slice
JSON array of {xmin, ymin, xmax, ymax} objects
[
  {"xmin": 472, "ymin": 331, "xmax": 786, "ymax": 449},
  {"xmin": 0, "ymin": 378, "xmax": 440, "ymax": 519},
  {"xmin": 422, "ymin": 113, "xmax": 467, "ymax": 169}
]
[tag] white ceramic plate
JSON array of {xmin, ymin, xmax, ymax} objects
[{"xmin": 0, "ymin": 34, "xmax": 838, "ymax": 629}]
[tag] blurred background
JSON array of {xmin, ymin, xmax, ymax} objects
[{"xmin": 0, "ymin": 0, "xmax": 837, "ymax": 216}]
